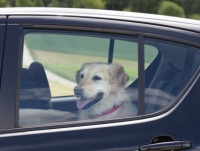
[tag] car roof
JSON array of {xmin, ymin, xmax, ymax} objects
[{"xmin": 0, "ymin": 7, "xmax": 200, "ymax": 33}]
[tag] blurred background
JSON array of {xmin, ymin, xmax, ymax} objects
[{"xmin": 1, "ymin": 0, "xmax": 200, "ymax": 20}]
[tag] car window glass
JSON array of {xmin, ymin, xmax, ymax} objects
[
  {"xmin": 19, "ymin": 30, "xmax": 200, "ymax": 127},
  {"xmin": 113, "ymin": 39, "xmax": 138, "ymax": 85},
  {"xmin": 24, "ymin": 32, "xmax": 109, "ymax": 96},
  {"xmin": 145, "ymin": 45, "xmax": 158, "ymax": 68},
  {"xmin": 19, "ymin": 30, "xmax": 138, "ymax": 126},
  {"xmin": 144, "ymin": 38, "xmax": 200, "ymax": 113}
]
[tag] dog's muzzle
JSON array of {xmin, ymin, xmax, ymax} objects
[{"xmin": 74, "ymin": 86, "xmax": 103, "ymax": 110}]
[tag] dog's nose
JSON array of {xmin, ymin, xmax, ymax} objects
[{"xmin": 74, "ymin": 86, "xmax": 83, "ymax": 97}]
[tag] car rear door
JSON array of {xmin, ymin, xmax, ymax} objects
[{"xmin": 0, "ymin": 14, "xmax": 200, "ymax": 151}]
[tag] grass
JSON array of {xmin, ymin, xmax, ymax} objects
[
  {"xmin": 30, "ymin": 49, "xmax": 138, "ymax": 83},
  {"xmin": 25, "ymin": 33, "xmax": 158, "ymax": 62}
]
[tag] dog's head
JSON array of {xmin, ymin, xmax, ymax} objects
[{"xmin": 74, "ymin": 62, "xmax": 129, "ymax": 110}]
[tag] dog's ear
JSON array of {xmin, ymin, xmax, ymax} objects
[
  {"xmin": 108, "ymin": 63, "xmax": 129, "ymax": 93},
  {"xmin": 76, "ymin": 63, "xmax": 91, "ymax": 84}
]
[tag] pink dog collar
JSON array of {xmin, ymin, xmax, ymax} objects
[{"xmin": 99, "ymin": 105, "xmax": 120, "ymax": 117}]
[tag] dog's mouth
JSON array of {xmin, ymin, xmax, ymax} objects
[{"xmin": 76, "ymin": 92, "xmax": 103, "ymax": 110}]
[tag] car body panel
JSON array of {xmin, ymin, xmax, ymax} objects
[
  {"xmin": 0, "ymin": 16, "xmax": 6, "ymax": 78},
  {"xmin": 0, "ymin": 8, "xmax": 199, "ymax": 33},
  {"xmin": 0, "ymin": 16, "xmax": 9, "ymax": 128},
  {"xmin": 7, "ymin": 15, "xmax": 200, "ymax": 46},
  {"xmin": 0, "ymin": 74, "xmax": 200, "ymax": 151},
  {"xmin": 0, "ymin": 8, "xmax": 199, "ymax": 151},
  {"xmin": 0, "ymin": 24, "xmax": 21, "ymax": 129}
]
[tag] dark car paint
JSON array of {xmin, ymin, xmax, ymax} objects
[
  {"xmin": 0, "ymin": 75, "xmax": 200, "ymax": 151},
  {"xmin": 0, "ymin": 8, "xmax": 199, "ymax": 150},
  {"xmin": 1, "ymin": 7, "xmax": 200, "ymax": 33},
  {"xmin": 0, "ymin": 16, "xmax": 6, "ymax": 79}
]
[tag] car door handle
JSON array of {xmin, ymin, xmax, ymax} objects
[{"xmin": 139, "ymin": 140, "xmax": 192, "ymax": 151}]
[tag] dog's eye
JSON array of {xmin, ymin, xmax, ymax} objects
[
  {"xmin": 93, "ymin": 76, "xmax": 101, "ymax": 81},
  {"xmin": 80, "ymin": 74, "xmax": 84, "ymax": 79}
]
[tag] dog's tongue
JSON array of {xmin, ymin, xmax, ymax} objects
[{"xmin": 76, "ymin": 98, "xmax": 90, "ymax": 109}]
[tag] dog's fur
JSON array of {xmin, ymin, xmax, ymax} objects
[{"xmin": 74, "ymin": 62, "xmax": 137, "ymax": 120}]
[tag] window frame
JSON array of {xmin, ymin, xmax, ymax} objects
[
  {"xmin": 18, "ymin": 25, "xmax": 200, "ymax": 129},
  {"xmin": 0, "ymin": 15, "xmax": 200, "ymax": 132},
  {"xmin": 0, "ymin": 16, "xmax": 7, "ymax": 83},
  {"xmin": 0, "ymin": 16, "xmax": 16, "ymax": 130},
  {"xmin": 0, "ymin": 16, "xmax": 7, "ymax": 81}
]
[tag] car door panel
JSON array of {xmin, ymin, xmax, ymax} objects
[
  {"xmin": 0, "ymin": 16, "xmax": 6, "ymax": 82},
  {"xmin": 0, "ymin": 15, "xmax": 200, "ymax": 151},
  {"xmin": 0, "ymin": 16, "xmax": 6, "ymax": 75},
  {"xmin": 0, "ymin": 73, "xmax": 199, "ymax": 151},
  {"xmin": 0, "ymin": 82, "xmax": 199, "ymax": 151},
  {"xmin": 0, "ymin": 16, "xmax": 14, "ymax": 129}
]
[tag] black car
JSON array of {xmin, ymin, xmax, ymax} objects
[{"xmin": 0, "ymin": 7, "xmax": 200, "ymax": 151}]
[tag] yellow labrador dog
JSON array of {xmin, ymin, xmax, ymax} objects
[{"xmin": 74, "ymin": 62, "xmax": 137, "ymax": 120}]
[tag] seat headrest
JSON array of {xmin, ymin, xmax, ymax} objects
[{"xmin": 29, "ymin": 62, "xmax": 51, "ymax": 102}]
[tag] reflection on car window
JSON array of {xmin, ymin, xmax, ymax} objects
[
  {"xmin": 144, "ymin": 38, "xmax": 200, "ymax": 113},
  {"xmin": 19, "ymin": 31, "xmax": 138, "ymax": 126}
]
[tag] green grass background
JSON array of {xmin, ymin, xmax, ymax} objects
[{"xmin": 25, "ymin": 33, "xmax": 158, "ymax": 83}]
